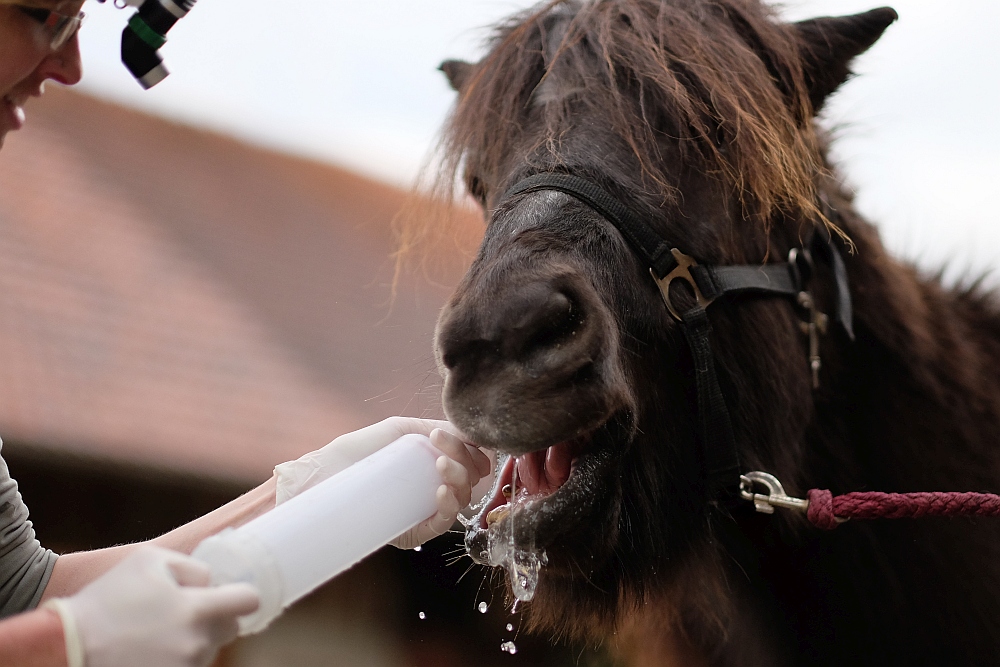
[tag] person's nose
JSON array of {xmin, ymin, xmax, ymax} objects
[{"xmin": 35, "ymin": 34, "xmax": 83, "ymax": 87}]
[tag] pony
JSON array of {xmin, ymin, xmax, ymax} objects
[{"xmin": 429, "ymin": 1, "xmax": 1000, "ymax": 665}]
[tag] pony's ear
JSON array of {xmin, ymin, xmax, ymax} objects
[
  {"xmin": 439, "ymin": 59, "xmax": 474, "ymax": 92},
  {"xmin": 794, "ymin": 7, "xmax": 898, "ymax": 113}
]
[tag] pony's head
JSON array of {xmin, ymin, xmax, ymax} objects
[{"xmin": 434, "ymin": 0, "xmax": 895, "ymax": 637}]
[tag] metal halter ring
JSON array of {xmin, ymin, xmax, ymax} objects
[{"xmin": 650, "ymin": 249, "xmax": 716, "ymax": 322}]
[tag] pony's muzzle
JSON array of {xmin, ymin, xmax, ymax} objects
[{"xmin": 436, "ymin": 268, "xmax": 617, "ymax": 453}]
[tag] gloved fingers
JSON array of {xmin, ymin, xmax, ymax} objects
[
  {"xmin": 436, "ymin": 455, "xmax": 475, "ymax": 508},
  {"xmin": 429, "ymin": 483, "xmax": 462, "ymax": 534},
  {"xmin": 393, "ymin": 484, "xmax": 463, "ymax": 549},
  {"xmin": 182, "ymin": 627, "xmax": 235, "ymax": 667},
  {"xmin": 197, "ymin": 602, "xmax": 247, "ymax": 659},
  {"xmin": 336, "ymin": 417, "xmax": 453, "ymax": 458},
  {"xmin": 468, "ymin": 449, "xmax": 498, "ymax": 509},
  {"xmin": 190, "ymin": 583, "xmax": 261, "ymax": 620},
  {"xmin": 382, "ymin": 416, "xmax": 455, "ymax": 442},
  {"xmin": 278, "ymin": 418, "xmax": 474, "ymax": 500},
  {"xmin": 430, "ymin": 428, "xmax": 491, "ymax": 481},
  {"xmin": 296, "ymin": 417, "xmax": 457, "ymax": 478},
  {"xmin": 203, "ymin": 615, "xmax": 242, "ymax": 655},
  {"xmin": 165, "ymin": 553, "xmax": 213, "ymax": 588},
  {"xmin": 470, "ymin": 446, "xmax": 492, "ymax": 478},
  {"xmin": 390, "ymin": 484, "xmax": 463, "ymax": 549}
]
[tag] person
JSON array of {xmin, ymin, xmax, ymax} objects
[{"xmin": 0, "ymin": 2, "xmax": 492, "ymax": 666}]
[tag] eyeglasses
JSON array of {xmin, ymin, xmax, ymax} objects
[{"xmin": 15, "ymin": 5, "xmax": 85, "ymax": 51}]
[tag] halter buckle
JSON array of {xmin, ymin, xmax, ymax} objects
[
  {"xmin": 789, "ymin": 248, "xmax": 830, "ymax": 389},
  {"xmin": 651, "ymin": 249, "xmax": 716, "ymax": 322},
  {"xmin": 740, "ymin": 471, "xmax": 809, "ymax": 514}
]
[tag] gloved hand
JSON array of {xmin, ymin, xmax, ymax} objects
[
  {"xmin": 45, "ymin": 545, "xmax": 259, "ymax": 667},
  {"xmin": 274, "ymin": 417, "xmax": 492, "ymax": 548}
]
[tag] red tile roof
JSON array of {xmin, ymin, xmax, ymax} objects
[{"xmin": 0, "ymin": 87, "xmax": 480, "ymax": 484}]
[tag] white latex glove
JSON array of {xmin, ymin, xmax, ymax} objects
[
  {"xmin": 274, "ymin": 417, "xmax": 492, "ymax": 549},
  {"xmin": 45, "ymin": 545, "xmax": 260, "ymax": 667}
]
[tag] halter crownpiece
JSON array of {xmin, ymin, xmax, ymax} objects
[{"xmin": 498, "ymin": 172, "xmax": 854, "ymax": 501}]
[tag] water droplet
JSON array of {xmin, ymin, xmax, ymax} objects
[
  {"xmin": 500, "ymin": 641, "xmax": 518, "ymax": 654},
  {"xmin": 478, "ymin": 601, "xmax": 489, "ymax": 614},
  {"xmin": 506, "ymin": 623, "xmax": 514, "ymax": 632},
  {"xmin": 418, "ymin": 612, "xmax": 426, "ymax": 620},
  {"xmin": 414, "ymin": 546, "xmax": 422, "ymax": 552}
]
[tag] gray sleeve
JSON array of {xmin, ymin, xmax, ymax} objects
[{"xmin": 0, "ymin": 440, "xmax": 58, "ymax": 619}]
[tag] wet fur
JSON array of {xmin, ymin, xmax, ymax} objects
[{"xmin": 431, "ymin": 1, "xmax": 1000, "ymax": 664}]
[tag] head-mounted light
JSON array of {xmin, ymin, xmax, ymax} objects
[{"xmin": 109, "ymin": 0, "xmax": 196, "ymax": 89}]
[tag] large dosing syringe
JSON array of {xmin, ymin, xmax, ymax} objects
[{"xmin": 192, "ymin": 433, "xmax": 443, "ymax": 635}]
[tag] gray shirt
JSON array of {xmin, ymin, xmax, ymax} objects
[{"xmin": 0, "ymin": 439, "xmax": 57, "ymax": 618}]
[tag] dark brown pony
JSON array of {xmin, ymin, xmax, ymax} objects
[{"xmin": 430, "ymin": 1, "xmax": 1000, "ymax": 664}]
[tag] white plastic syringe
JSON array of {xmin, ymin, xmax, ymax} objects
[{"xmin": 192, "ymin": 433, "xmax": 442, "ymax": 635}]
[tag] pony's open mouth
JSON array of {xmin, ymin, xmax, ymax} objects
[
  {"xmin": 479, "ymin": 436, "xmax": 588, "ymax": 530},
  {"xmin": 464, "ymin": 425, "xmax": 619, "ymax": 568}
]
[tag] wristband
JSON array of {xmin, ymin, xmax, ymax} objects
[{"xmin": 42, "ymin": 599, "xmax": 85, "ymax": 667}]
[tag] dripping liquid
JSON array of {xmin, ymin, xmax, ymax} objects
[{"xmin": 483, "ymin": 453, "xmax": 548, "ymax": 603}]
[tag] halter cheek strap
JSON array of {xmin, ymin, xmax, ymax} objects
[{"xmin": 498, "ymin": 173, "xmax": 854, "ymax": 501}]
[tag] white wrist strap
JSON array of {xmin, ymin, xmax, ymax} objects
[{"xmin": 42, "ymin": 599, "xmax": 85, "ymax": 667}]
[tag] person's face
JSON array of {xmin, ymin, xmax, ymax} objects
[{"xmin": 0, "ymin": 0, "xmax": 84, "ymax": 148}]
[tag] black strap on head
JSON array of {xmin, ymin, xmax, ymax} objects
[
  {"xmin": 680, "ymin": 306, "xmax": 742, "ymax": 499},
  {"xmin": 502, "ymin": 173, "xmax": 679, "ymax": 278},
  {"xmin": 810, "ymin": 225, "xmax": 855, "ymax": 341},
  {"xmin": 496, "ymin": 173, "xmax": 853, "ymax": 502}
]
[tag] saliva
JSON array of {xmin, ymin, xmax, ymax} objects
[{"xmin": 483, "ymin": 462, "xmax": 548, "ymax": 602}]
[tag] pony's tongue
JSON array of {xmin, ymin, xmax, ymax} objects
[{"xmin": 516, "ymin": 443, "xmax": 573, "ymax": 496}]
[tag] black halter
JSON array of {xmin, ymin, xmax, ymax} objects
[{"xmin": 499, "ymin": 173, "xmax": 854, "ymax": 502}]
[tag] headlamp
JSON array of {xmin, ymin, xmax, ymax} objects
[{"xmin": 114, "ymin": 0, "xmax": 196, "ymax": 89}]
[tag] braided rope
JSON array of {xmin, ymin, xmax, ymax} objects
[{"xmin": 806, "ymin": 489, "xmax": 1000, "ymax": 530}]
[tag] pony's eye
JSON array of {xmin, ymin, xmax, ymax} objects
[{"xmin": 713, "ymin": 126, "xmax": 729, "ymax": 155}]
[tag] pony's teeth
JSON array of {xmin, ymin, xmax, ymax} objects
[{"xmin": 487, "ymin": 503, "xmax": 511, "ymax": 526}]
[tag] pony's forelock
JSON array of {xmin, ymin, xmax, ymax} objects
[{"xmin": 439, "ymin": 0, "xmax": 835, "ymax": 236}]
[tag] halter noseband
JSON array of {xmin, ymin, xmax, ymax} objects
[{"xmin": 498, "ymin": 173, "xmax": 854, "ymax": 502}]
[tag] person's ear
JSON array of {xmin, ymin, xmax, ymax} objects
[
  {"xmin": 794, "ymin": 7, "xmax": 898, "ymax": 113},
  {"xmin": 439, "ymin": 60, "xmax": 474, "ymax": 93}
]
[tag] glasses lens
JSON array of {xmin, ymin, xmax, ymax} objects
[{"xmin": 49, "ymin": 12, "xmax": 84, "ymax": 51}]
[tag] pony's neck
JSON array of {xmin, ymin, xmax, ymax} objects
[{"xmin": 813, "ymin": 189, "xmax": 1000, "ymax": 491}]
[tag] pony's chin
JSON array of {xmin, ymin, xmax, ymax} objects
[{"xmin": 464, "ymin": 423, "xmax": 619, "ymax": 571}]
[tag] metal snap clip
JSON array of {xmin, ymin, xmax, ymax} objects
[{"xmin": 739, "ymin": 471, "xmax": 809, "ymax": 515}]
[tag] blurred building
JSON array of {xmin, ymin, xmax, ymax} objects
[{"xmin": 0, "ymin": 88, "xmax": 588, "ymax": 666}]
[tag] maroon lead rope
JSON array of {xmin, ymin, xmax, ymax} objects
[
  {"xmin": 740, "ymin": 471, "xmax": 1000, "ymax": 530},
  {"xmin": 805, "ymin": 489, "xmax": 1000, "ymax": 530}
]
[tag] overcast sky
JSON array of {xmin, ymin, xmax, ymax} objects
[{"xmin": 73, "ymin": 0, "xmax": 999, "ymax": 283}]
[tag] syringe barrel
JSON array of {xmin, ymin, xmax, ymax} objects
[{"xmin": 192, "ymin": 433, "xmax": 441, "ymax": 634}]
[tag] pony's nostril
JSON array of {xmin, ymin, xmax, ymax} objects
[
  {"xmin": 441, "ymin": 349, "xmax": 460, "ymax": 371},
  {"xmin": 441, "ymin": 337, "xmax": 501, "ymax": 371},
  {"xmin": 519, "ymin": 291, "xmax": 583, "ymax": 357},
  {"xmin": 437, "ymin": 277, "xmax": 600, "ymax": 378}
]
